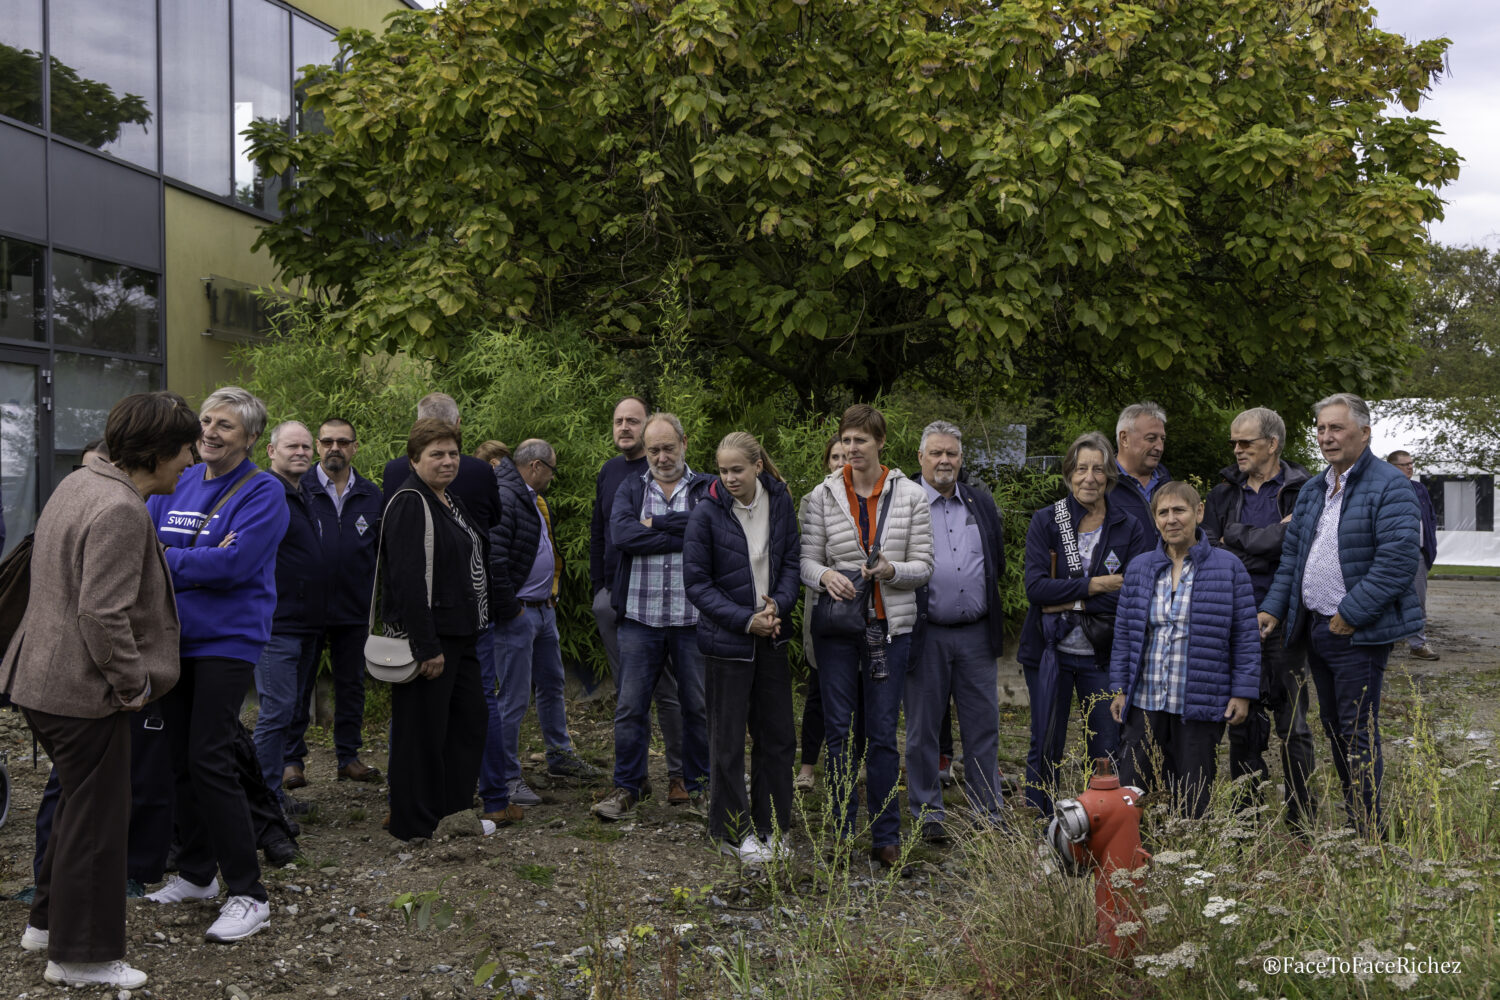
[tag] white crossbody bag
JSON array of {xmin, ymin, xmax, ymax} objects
[{"xmin": 364, "ymin": 489, "xmax": 433, "ymax": 684}]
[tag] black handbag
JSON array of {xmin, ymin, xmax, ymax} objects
[
  {"xmin": 810, "ymin": 489, "xmax": 893, "ymax": 639},
  {"xmin": 1052, "ymin": 498, "xmax": 1117, "ymax": 653}
]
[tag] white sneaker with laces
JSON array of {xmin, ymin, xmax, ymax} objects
[
  {"xmin": 760, "ymin": 835, "xmax": 791, "ymax": 862},
  {"xmin": 720, "ymin": 834, "xmax": 773, "ymax": 865},
  {"xmin": 146, "ymin": 874, "xmax": 219, "ymax": 904},
  {"xmin": 205, "ymin": 895, "xmax": 270, "ymax": 943},
  {"xmin": 20, "ymin": 924, "xmax": 48, "ymax": 952},
  {"xmin": 44, "ymin": 959, "xmax": 148, "ymax": 988}
]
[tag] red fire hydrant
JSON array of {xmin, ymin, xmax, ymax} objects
[{"xmin": 1046, "ymin": 757, "xmax": 1152, "ymax": 957}]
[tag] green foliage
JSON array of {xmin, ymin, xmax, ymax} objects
[
  {"xmin": 248, "ymin": 0, "xmax": 1458, "ymax": 416},
  {"xmin": 0, "ymin": 44, "xmax": 152, "ymax": 146}
]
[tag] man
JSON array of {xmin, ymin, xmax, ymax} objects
[
  {"xmin": 250, "ymin": 421, "xmax": 326, "ymax": 809},
  {"xmin": 1260, "ymin": 394, "xmax": 1422, "ymax": 836},
  {"xmin": 481, "ymin": 439, "xmax": 602, "ymax": 820},
  {"xmin": 382, "ymin": 392, "xmax": 500, "ymax": 536},
  {"xmin": 593, "ymin": 413, "xmax": 712, "ymax": 821},
  {"xmin": 908, "ymin": 421, "xmax": 1006, "ymax": 842},
  {"xmin": 1387, "ymin": 450, "xmax": 1440, "ymax": 661},
  {"xmin": 589, "ymin": 397, "xmax": 687, "ymax": 796},
  {"xmin": 1202, "ymin": 407, "xmax": 1317, "ymax": 829},
  {"xmin": 1109, "ymin": 402, "xmax": 1171, "ymax": 536},
  {"xmin": 288, "ymin": 418, "xmax": 385, "ymax": 789}
]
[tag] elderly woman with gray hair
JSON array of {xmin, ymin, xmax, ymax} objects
[
  {"xmin": 144, "ymin": 387, "xmax": 289, "ymax": 943},
  {"xmin": 1017, "ymin": 431, "xmax": 1150, "ymax": 816}
]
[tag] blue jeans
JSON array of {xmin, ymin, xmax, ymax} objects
[
  {"xmin": 1306, "ymin": 615, "xmax": 1389, "ymax": 835},
  {"xmin": 479, "ymin": 607, "xmax": 576, "ymax": 811},
  {"xmin": 905, "ymin": 621, "xmax": 1003, "ymax": 824},
  {"xmin": 816, "ymin": 629, "xmax": 909, "ymax": 849},
  {"xmin": 613, "ymin": 621, "xmax": 708, "ymax": 795},
  {"xmin": 1024, "ymin": 652, "xmax": 1119, "ymax": 816},
  {"xmin": 253, "ymin": 631, "xmax": 320, "ymax": 801}
]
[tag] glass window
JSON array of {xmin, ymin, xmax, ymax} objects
[
  {"xmin": 163, "ymin": 0, "xmax": 231, "ymax": 195},
  {"xmin": 48, "ymin": 0, "xmax": 158, "ymax": 170},
  {"xmin": 0, "ymin": 360, "xmax": 39, "ymax": 554},
  {"xmin": 51, "ymin": 251, "xmax": 160, "ymax": 357},
  {"xmin": 292, "ymin": 16, "xmax": 338, "ymax": 136},
  {"xmin": 53, "ymin": 351, "xmax": 161, "ymax": 453},
  {"xmin": 0, "ymin": 236, "xmax": 44, "ymax": 342},
  {"xmin": 233, "ymin": 0, "xmax": 291, "ymax": 214},
  {"xmin": 0, "ymin": 0, "xmax": 45, "ymax": 127}
]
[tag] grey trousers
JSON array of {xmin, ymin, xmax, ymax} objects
[
  {"xmin": 1408, "ymin": 565, "xmax": 1428, "ymax": 649},
  {"xmin": 593, "ymin": 587, "xmax": 685, "ymax": 776},
  {"xmin": 904, "ymin": 620, "xmax": 1003, "ymax": 824}
]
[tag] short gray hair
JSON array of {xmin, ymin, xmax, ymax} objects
[
  {"xmin": 645, "ymin": 411, "xmax": 686, "ymax": 442},
  {"xmin": 919, "ymin": 420, "xmax": 963, "ymax": 454},
  {"xmin": 200, "ymin": 386, "xmax": 268, "ymax": 442},
  {"xmin": 1062, "ymin": 431, "xmax": 1119, "ymax": 492},
  {"xmin": 1233, "ymin": 407, "xmax": 1286, "ymax": 456},
  {"xmin": 512, "ymin": 438, "xmax": 554, "ymax": 467},
  {"xmin": 269, "ymin": 420, "xmax": 310, "ymax": 447},
  {"xmin": 417, "ymin": 392, "xmax": 460, "ymax": 424},
  {"xmin": 1116, "ymin": 401, "xmax": 1167, "ymax": 436},
  {"xmin": 1313, "ymin": 393, "xmax": 1371, "ymax": 429}
]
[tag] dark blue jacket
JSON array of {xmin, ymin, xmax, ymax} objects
[
  {"xmin": 1108, "ymin": 463, "xmax": 1171, "ymax": 539},
  {"xmin": 683, "ymin": 474, "xmax": 801, "ymax": 659},
  {"xmin": 1109, "ymin": 532, "xmax": 1261, "ymax": 722},
  {"xmin": 1411, "ymin": 478, "xmax": 1438, "ymax": 569},
  {"xmin": 488, "ymin": 457, "xmax": 552, "ymax": 622},
  {"xmin": 911, "ymin": 475, "xmax": 1006, "ymax": 659},
  {"xmin": 608, "ymin": 468, "xmax": 712, "ymax": 623},
  {"xmin": 270, "ymin": 473, "xmax": 326, "ymax": 634},
  {"xmin": 383, "ymin": 454, "xmax": 501, "ymax": 551},
  {"xmin": 591, "ymin": 454, "xmax": 648, "ymax": 595},
  {"xmin": 302, "ymin": 466, "xmax": 383, "ymax": 626},
  {"xmin": 1202, "ymin": 460, "xmax": 1311, "ymax": 602},
  {"xmin": 1261, "ymin": 448, "xmax": 1422, "ymax": 646},
  {"xmin": 1017, "ymin": 493, "xmax": 1150, "ymax": 670}
]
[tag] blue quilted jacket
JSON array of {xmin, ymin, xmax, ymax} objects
[
  {"xmin": 683, "ymin": 474, "xmax": 801, "ymax": 660},
  {"xmin": 1109, "ymin": 532, "xmax": 1261, "ymax": 722},
  {"xmin": 1260, "ymin": 448, "xmax": 1422, "ymax": 646}
]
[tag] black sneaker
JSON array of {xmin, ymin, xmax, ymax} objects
[
  {"xmin": 921, "ymin": 820, "xmax": 952, "ymax": 845},
  {"xmin": 548, "ymin": 753, "xmax": 605, "ymax": 781}
]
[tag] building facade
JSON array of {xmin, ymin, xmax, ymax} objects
[{"xmin": 0, "ymin": 0, "xmax": 413, "ymax": 552}]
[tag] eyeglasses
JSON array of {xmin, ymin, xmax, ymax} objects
[
  {"xmin": 1392, "ymin": 460, "xmax": 1415, "ymax": 469},
  {"xmin": 533, "ymin": 456, "xmax": 557, "ymax": 474},
  {"xmin": 1229, "ymin": 437, "xmax": 1266, "ymax": 449},
  {"xmin": 318, "ymin": 437, "xmax": 355, "ymax": 447}
]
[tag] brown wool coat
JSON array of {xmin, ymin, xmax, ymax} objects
[{"xmin": 1, "ymin": 457, "xmax": 180, "ymax": 717}]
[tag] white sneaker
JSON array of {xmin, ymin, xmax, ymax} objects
[
  {"xmin": 44, "ymin": 959, "xmax": 148, "ymax": 988},
  {"xmin": 760, "ymin": 836, "xmax": 791, "ymax": 862},
  {"xmin": 719, "ymin": 834, "xmax": 773, "ymax": 865},
  {"xmin": 146, "ymin": 874, "xmax": 219, "ymax": 904},
  {"xmin": 205, "ymin": 895, "xmax": 270, "ymax": 943},
  {"xmin": 480, "ymin": 818, "xmax": 498, "ymax": 836},
  {"xmin": 20, "ymin": 924, "xmax": 48, "ymax": 952}
]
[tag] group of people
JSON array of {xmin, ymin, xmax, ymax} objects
[{"xmin": 0, "ymin": 384, "xmax": 1431, "ymax": 989}]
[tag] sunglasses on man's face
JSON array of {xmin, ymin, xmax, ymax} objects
[{"xmin": 319, "ymin": 437, "xmax": 355, "ymax": 447}]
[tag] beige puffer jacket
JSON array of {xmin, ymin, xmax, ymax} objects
[{"xmin": 799, "ymin": 467, "xmax": 933, "ymax": 637}]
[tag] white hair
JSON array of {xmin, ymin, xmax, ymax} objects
[
  {"xmin": 919, "ymin": 420, "xmax": 963, "ymax": 454},
  {"xmin": 1116, "ymin": 401, "xmax": 1167, "ymax": 436},
  {"xmin": 269, "ymin": 420, "xmax": 310, "ymax": 447},
  {"xmin": 1312, "ymin": 393, "xmax": 1371, "ymax": 429},
  {"xmin": 200, "ymin": 386, "xmax": 269, "ymax": 441}
]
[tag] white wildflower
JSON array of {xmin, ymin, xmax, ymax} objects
[
  {"xmin": 1264, "ymin": 905, "xmax": 1291, "ymax": 917},
  {"xmin": 1133, "ymin": 941, "xmax": 1205, "ymax": 977},
  {"xmin": 1390, "ymin": 972, "xmax": 1419, "ymax": 991},
  {"xmin": 1144, "ymin": 904, "xmax": 1171, "ymax": 925},
  {"xmin": 1237, "ymin": 979, "xmax": 1258, "ymax": 993},
  {"xmin": 1403, "ymin": 942, "xmax": 1417, "ymax": 951},
  {"xmin": 1114, "ymin": 920, "xmax": 1144, "ymax": 937},
  {"xmin": 1253, "ymin": 870, "xmax": 1278, "ymax": 883},
  {"xmin": 1153, "ymin": 850, "xmax": 1197, "ymax": 866},
  {"xmin": 1219, "ymin": 912, "xmax": 1241, "ymax": 925},
  {"xmin": 1202, "ymin": 896, "xmax": 1237, "ymax": 919}
]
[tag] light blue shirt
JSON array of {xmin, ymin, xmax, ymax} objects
[
  {"xmin": 921, "ymin": 479, "xmax": 987, "ymax": 625},
  {"xmin": 516, "ymin": 483, "xmax": 556, "ymax": 603}
]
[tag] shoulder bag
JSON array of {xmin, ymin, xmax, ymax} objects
[
  {"xmin": 811, "ymin": 487, "xmax": 893, "ymax": 639},
  {"xmin": 1053, "ymin": 498, "xmax": 1116, "ymax": 651},
  {"xmin": 364, "ymin": 489, "xmax": 433, "ymax": 684}
]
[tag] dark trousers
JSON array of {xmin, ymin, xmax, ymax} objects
[
  {"xmin": 1118, "ymin": 707, "xmax": 1226, "ymax": 818},
  {"xmin": 33, "ymin": 708, "xmax": 173, "ymax": 885},
  {"xmin": 1023, "ymin": 652, "xmax": 1119, "ymax": 815},
  {"xmin": 706, "ymin": 641, "xmax": 796, "ymax": 843},
  {"xmin": 799, "ymin": 663, "xmax": 864, "ymax": 768},
  {"xmin": 387, "ymin": 634, "xmax": 486, "ymax": 841},
  {"xmin": 815, "ymin": 629, "xmax": 908, "ymax": 849},
  {"xmin": 288, "ymin": 624, "xmax": 369, "ymax": 768},
  {"xmin": 1227, "ymin": 625, "xmax": 1317, "ymax": 828},
  {"xmin": 161, "ymin": 656, "xmax": 266, "ymax": 901},
  {"xmin": 1306, "ymin": 615, "xmax": 1389, "ymax": 835},
  {"xmin": 905, "ymin": 620, "xmax": 1003, "ymax": 824},
  {"xmin": 24, "ymin": 708, "xmax": 131, "ymax": 962}
]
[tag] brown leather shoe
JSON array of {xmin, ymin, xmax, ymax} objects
[
  {"xmin": 870, "ymin": 844, "xmax": 903, "ymax": 870},
  {"xmin": 337, "ymin": 759, "xmax": 382, "ymax": 783},
  {"xmin": 282, "ymin": 764, "xmax": 307, "ymax": 790},
  {"xmin": 481, "ymin": 803, "xmax": 524, "ymax": 827},
  {"xmin": 667, "ymin": 776, "xmax": 691, "ymax": 806}
]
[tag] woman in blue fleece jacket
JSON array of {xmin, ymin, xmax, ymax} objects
[{"xmin": 144, "ymin": 387, "xmax": 288, "ymax": 943}]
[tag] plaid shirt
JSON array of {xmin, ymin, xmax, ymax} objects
[
  {"xmin": 1132, "ymin": 558, "xmax": 1196, "ymax": 715},
  {"xmin": 624, "ymin": 469, "xmax": 699, "ymax": 628}
]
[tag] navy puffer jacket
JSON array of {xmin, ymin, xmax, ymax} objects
[
  {"xmin": 1261, "ymin": 448, "xmax": 1422, "ymax": 646},
  {"xmin": 1109, "ymin": 532, "xmax": 1261, "ymax": 722},
  {"xmin": 683, "ymin": 474, "xmax": 801, "ymax": 660},
  {"xmin": 487, "ymin": 458, "xmax": 547, "ymax": 621}
]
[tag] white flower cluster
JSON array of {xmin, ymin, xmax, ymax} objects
[
  {"xmin": 1202, "ymin": 896, "xmax": 1241, "ymax": 925},
  {"xmin": 1132, "ymin": 940, "xmax": 1205, "ymax": 978}
]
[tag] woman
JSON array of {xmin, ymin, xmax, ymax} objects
[
  {"xmin": 1110, "ymin": 482, "xmax": 1260, "ymax": 817},
  {"xmin": 684, "ymin": 432, "xmax": 801, "ymax": 864},
  {"xmin": 1018, "ymin": 432, "xmax": 1149, "ymax": 816},
  {"xmin": 3, "ymin": 391, "xmax": 198, "ymax": 989},
  {"xmin": 144, "ymin": 386, "xmax": 288, "ymax": 943},
  {"xmin": 800, "ymin": 404, "xmax": 933, "ymax": 867},
  {"xmin": 796, "ymin": 434, "xmax": 858, "ymax": 793},
  {"xmin": 381, "ymin": 418, "xmax": 490, "ymax": 841},
  {"xmin": 475, "ymin": 440, "xmax": 511, "ymax": 466}
]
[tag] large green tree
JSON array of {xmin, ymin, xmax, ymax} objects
[{"xmin": 249, "ymin": 0, "xmax": 1456, "ymax": 412}]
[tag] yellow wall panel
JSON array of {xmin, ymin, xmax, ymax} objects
[{"xmin": 291, "ymin": 0, "xmax": 413, "ymax": 33}]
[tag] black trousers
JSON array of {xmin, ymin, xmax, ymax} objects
[
  {"xmin": 706, "ymin": 640, "xmax": 796, "ymax": 844},
  {"xmin": 387, "ymin": 634, "xmax": 486, "ymax": 841},
  {"xmin": 1227, "ymin": 628, "xmax": 1317, "ymax": 827},
  {"xmin": 24, "ymin": 708, "xmax": 131, "ymax": 962},
  {"xmin": 288, "ymin": 624, "xmax": 369, "ymax": 767},
  {"xmin": 799, "ymin": 663, "xmax": 864, "ymax": 767},
  {"xmin": 161, "ymin": 656, "xmax": 266, "ymax": 901},
  {"xmin": 1118, "ymin": 707, "xmax": 1226, "ymax": 819}
]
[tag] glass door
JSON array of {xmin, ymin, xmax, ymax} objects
[{"xmin": 0, "ymin": 353, "xmax": 49, "ymax": 556}]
